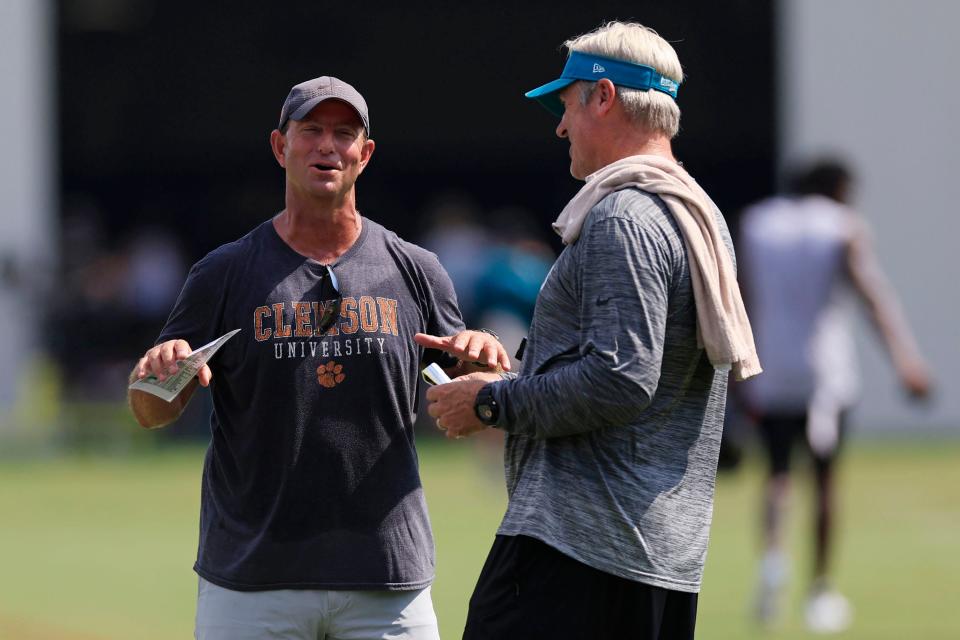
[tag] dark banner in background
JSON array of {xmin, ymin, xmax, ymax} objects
[{"xmin": 59, "ymin": 0, "xmax": 775, "ymax": 256}]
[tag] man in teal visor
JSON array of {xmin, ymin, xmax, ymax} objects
[{"xmin": 421, "ymin": 18, "xmax": 757, "ymax": 640}]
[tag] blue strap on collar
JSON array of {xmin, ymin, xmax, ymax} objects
[{"xmin": 525, "ymin": 51, "xmax": 681, "ymax": 117}]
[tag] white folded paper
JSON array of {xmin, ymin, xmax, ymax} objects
[
  {"xmin": 421, "ymin": 362, "xmax": 452, "ymax": 386},
  {"xmin": 128, "ymin": 329, "xmax": 241, "ymax": 402}
]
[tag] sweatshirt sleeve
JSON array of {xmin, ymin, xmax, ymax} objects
[{"xmin": 492, "ymin": 213, "xmax": 674, "ymax": 438}]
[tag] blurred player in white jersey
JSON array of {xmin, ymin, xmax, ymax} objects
[{"xmin": 739, "ymin": 160, "xmax": 931, "ymax": 633}]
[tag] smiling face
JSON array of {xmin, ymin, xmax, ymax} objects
[{"xmin": 271, "ymin": 99, "xmax": 375, "ymax": 202}]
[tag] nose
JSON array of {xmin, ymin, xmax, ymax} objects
[
  {"xmin": 555, "ymin": 117, "xmax": 568, "ymax": 139},
  {"xmin": 316, "ymin": 130, "xmax": 335, "ymax": 153}
]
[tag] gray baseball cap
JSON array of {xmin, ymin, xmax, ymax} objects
[{"xmin": 277, "ymin": 76, "xmax": 370, "ymax": 135}]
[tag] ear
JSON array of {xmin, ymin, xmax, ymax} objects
[
  {"xmin": 357, "ymin": 137, "xmax": 376, "ymax": 174},
  {"xmin": 270, "ymin": 129, "xmax": 287, "ymax": 168},
  {"xmin": 593, "ymin": 78, "xmax": 618, "ymax": 117}
]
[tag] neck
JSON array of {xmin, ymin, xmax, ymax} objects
[
  {"xmin": 590, "ymin": 115, "xmax": 677, "ymax": 173},
  {"xmin": 605, "ymin": 133, "xmax": 676, "ymax": 167},
  {"xmin": 274, "ymin": 188, "xmax": 363, "ymax": 263}
]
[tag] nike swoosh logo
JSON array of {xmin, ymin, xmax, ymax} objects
[{"xmin": 596, "ymin": 296, "xmax": 612, "ymax": 305}]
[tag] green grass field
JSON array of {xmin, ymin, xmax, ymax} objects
[{"xmin": 1, "ymin": 436, "xmax": 957, "ymax": 639}]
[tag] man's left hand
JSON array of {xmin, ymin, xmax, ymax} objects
[
  {"xmin": 415, "ymin": 330, "xmax": 511, "ymax": 373},
  {"xmin": 425, "ymin": 372, "xmax": 501, "ymax": 439}
]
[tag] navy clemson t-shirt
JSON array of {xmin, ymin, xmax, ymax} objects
[{"xmin": 157, "ymin": 216, "xmax": 464, "ymax": 590}]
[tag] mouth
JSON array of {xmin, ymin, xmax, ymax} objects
[{"xmin": 310, "ymin": 162, "xmax": 340, "ymax": 172}]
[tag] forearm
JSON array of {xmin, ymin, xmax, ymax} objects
[
  {"xmin": 127, "ymin": 367, "xmax": 198, "ymax": 429},
  {"xmin": 847, "ymin": 232, "xmax": 925, "ymax": 370},
  {"xmin": 493, "ymin": 352, "xmax": 655, "ymax": 439},
  {"xmin": 866, "ymin": 297, "xmax": 924, "ymax": 371}
]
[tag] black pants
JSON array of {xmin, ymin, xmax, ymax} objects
[
  {"xmin": 758, "ymin": 411, "xmax": 848, "ymax": 475},
  {"xmin": 463, "ymin": 535, "xmax": 699, "ymax": 640}
]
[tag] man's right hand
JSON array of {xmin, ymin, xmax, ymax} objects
[
  {"xmin": 129, "ymin": 339, "xmax": 209, "ymax": 429},
  {"xmin": 135, "ymin": 339, "xmax": 213, "ymax": 387},
  {"xmin": 898, "ymin": 358, "xmax": 932, "ymax": 401}
]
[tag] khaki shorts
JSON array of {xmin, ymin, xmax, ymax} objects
[{"xmin": 195, "ymin": 577, "xmax": 440, "ymax": 640}]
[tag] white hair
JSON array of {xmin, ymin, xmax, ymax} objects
[{"xmin": 565, "ymin": 21, "xmax": 683, "ymax": 138}]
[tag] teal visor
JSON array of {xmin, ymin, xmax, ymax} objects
[{"xmin": 524, "ymin": 51, "xmax": 681, "ymax": 117}]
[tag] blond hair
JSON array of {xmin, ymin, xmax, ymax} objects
[{"xmin": 565, "ymin": 21, "xmax": 683, "ymax": 138}]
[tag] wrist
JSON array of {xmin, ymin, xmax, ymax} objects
[{"xmin": 473, "ymin": 383, "xmax": 501, "ymax": 426}]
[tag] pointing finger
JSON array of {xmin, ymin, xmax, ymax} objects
[{"xmin": 414, "ymin": 333, "xmax": 450, "ymax": 350}]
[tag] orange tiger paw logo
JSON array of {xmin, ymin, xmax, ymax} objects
[{"xmin": 317, "ymin": 360, "xmax": 346, "ymax": 388}]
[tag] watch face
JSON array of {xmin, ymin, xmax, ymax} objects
[{"xmin": 475, "ymin": 386, "xmax": 498, "ymax": 425}]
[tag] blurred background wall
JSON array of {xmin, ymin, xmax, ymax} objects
[
  {"xmin": 0, "ymin": 1, "xmax": 56, "ymax": 436},
  {"xmin": 0, "ymin": 0, "xmax": 955, "ymax": 444}
]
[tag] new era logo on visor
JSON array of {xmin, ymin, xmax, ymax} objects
[{"xmin": 592, "ymin": 63, "xmax": 605, "ymax": 73}]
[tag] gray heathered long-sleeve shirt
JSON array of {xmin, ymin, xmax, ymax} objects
[{"xmin": 489, "ymin": 187, "xmax": 732, "ymax": 593}]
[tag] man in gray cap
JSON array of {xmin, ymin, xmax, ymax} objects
[{"xmin": 128, "ymin": 76, "xmax": 508, "ymax": 639}]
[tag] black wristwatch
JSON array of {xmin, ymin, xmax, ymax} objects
[{"xmin": 474, "ymin": 383, "xmax": 500, "ymax": 426}]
